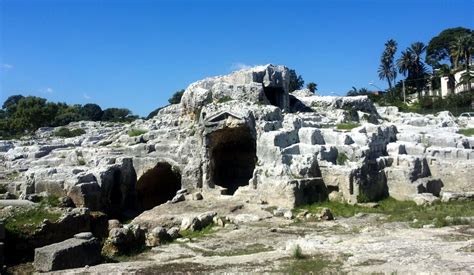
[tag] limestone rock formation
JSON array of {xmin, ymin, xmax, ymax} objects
[{"xmin": 0, "ymin": 64, "xmax": 472, "ymax": 217}]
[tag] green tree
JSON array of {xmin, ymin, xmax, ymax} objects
[
  {"xmin": 306, "ymin": 82, "xmax": 317, "ymax": 93},
  {"xmin": 102, "ymin": 108, "xmax": 133, "ymax": 122},
  {"xmin": 168, "ymin": 89, "xmax": 185, "ymax": 104},
  {"xmin": 2, "ymin": 95, "xmax": 24, "ymax": 116},
  {"xmin": 426, "ymin": 27, "xmax": 473, "ymax": 69},
  {"xmin": 146, "ymin": 107, "xmax": 163, "ymax": 119},
  {"xmin": 378, "ymin": 39, "xmax": 398, "ymax": 90},
  {"xmin": 80, "ymin": 103, "xmax": 104, "ymax": 121},
  {"xmin": 12, "ymin": 96, "xmax": 57, "ymax": 132},
  {"xmin": 288, "ymin": 69, "xmax": 304, "ymax": 92}
]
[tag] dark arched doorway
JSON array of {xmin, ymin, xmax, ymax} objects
[
  {"xmin": 208, "ymin": 126, "xmax": 257, "ymax": 195},
  {"xmin": 136, "ymin": 162, "xmax": 181, "ymax": 211}
]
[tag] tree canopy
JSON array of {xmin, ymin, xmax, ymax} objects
[
  {"xmin": 426, "ymin": 27, "xmax": 473, "ymax": 69},
  {"xmin": 0, "ymin": 95, "xmax": 138, "ymax": 139},
  {"xmin": 288, "ymin": 70, "xmax": 304, "ymax": 92},
  {"xmin": 168, "ymin": 89, "xmax": 185, "ymax": 104}
]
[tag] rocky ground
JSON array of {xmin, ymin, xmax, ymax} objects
[{"xmin": 15, "ymin": 198, "xmax": 469, "ymax": 274}]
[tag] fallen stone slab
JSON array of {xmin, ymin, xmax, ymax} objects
[
  {"xmin": 33, "ymin": 232, "xmax": 101, "ymax": 272},
  {"xmin": 0, "ymin": 199, "xmax": 36, "ymax": 207}
]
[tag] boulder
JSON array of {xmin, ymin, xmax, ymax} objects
[
  {"xmin": 146, "ymin": 226, "xmax": 170, "ymax": 247},
  {"xmin": 33, "ymin": 232, "xmax": 101, "ymax": 272},
  {"xmin": 412, "ymin": 193, "xmax": 440, "ymax": 206}
]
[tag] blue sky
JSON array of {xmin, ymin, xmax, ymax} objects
[{"xmin": 1, "ymin": 0, "xmax": 473, "ymax": 117}]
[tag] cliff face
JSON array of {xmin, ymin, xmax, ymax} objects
[{"xmin": 1, "ymin": 64, "xmax": 473, "ymax": 214}]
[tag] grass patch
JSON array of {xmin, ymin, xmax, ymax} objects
[
  {"xmin": 336, "ymin": 123, "xmax": 360, "ymax": 130},
  {"xmin": 53, "ymin": 127, "xmax": 86, "ymax": 138},
  {"xmin": 127, "ymin": 129, "xmax": 147, "ymax": 137},
  {"xmin": 458, "ymin": 128, "xmax": 474, "ymax": 137},
  {"xmin": 4, "ymin": 207, "xmax": 61, "ymax": 238},
  {"xmin": 5, "ymin": 171, "xmax": 19, "ymax": 181},
  {"xmin": 179, "ymin": 224, "xmax": 215, "ymax": 239},
  {"xmin": 283, "ymin": 253, "xmax": 344, "ymax": 274},
  {"xmin": 296, "ymin": 198, "xmax": 474, "ymax": 228},
  {"xmin": 186, "ymin": 243, "xmax": 273, "ymax": 257}
]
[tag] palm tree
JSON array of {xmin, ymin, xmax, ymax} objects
[
  {"xmin": 378, "ymin": 39, "xmax": 398, "ymax": 90},
  {"xmin": 452, "ymin": 34, "xmax": 473, "ymax": 91},
  {"xmin": 397, "ymin": 42, "xmax": 428, "ymax": 99}
]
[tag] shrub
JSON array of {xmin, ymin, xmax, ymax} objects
[
  {"xmin": 292, "ymin": 245, "xmax": 304, "ymax": 259},
  {"xmin": 127, "ymin": 129, "xmax": 147, "ymax": 137},
  {"xmin": 53, "ymin": 127, "xmax": 86, "ymax": 138}
]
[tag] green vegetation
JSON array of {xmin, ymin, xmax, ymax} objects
[
  {"xmin": 297, "ymin": 198, "xmax": 474, "ymax": 228},
  {"xmin": 78, "ymin": 159, "xmax": 86, "ymax": 166},
  {"xmin": 39, "ymin": 195, "xmax": 61, "ymax": 207},
  {"xmin": 336, "ymin": 123, "xmax": 360, "ymax": 130},
  {"xmin": 5, "ymin": 171, "xmax": 19, "ymax": 181},
  {"xmin": 0, "ymin": 95, "xmax": 138, "ymax": 139},
  {"xmin": 216, "ymin": 96, "xmax": 233, "ymax": 103},
  {"xmin": 306, "ymin": 82, "xmax": 318, "ymax": 93},
  {"xmin": 146, "ymin": 106, "xmax": 163, "ymax": 119},
  {"xmin": 349, "ymin": 27, "xmax": 473, "ymax": 109},
  {"xmin": 127, "ymin": 129, "xmax": 147, "ymax": 137},
  {"xmin": 283, "ymin": 253, "xmax": 344, "ymax": 274},
  {"xmin": 378, "ymin": 39, "xmax": 398, "ymax": 90},
  {"xmin": 4, "ymin": 207, "xmax": 61, "ymax": 238},
  {"xmin": 292, "ymin": 245, "xmax": 304, "ymax": 259},
  {"xmin": 180, "ymin": 224, "xmax": 215, "ymax": 240},
  {"xmin": 336, "ymin": 152, "xmax": 348, "ymax": 165},
  {"xmin": 458, "ymin": 128, "xmax": 474, "ymax": 136},
  {"xmin": 288, "ymin": 69, "xmax": 305, "ymax": 92},
  {"xmin": 53, "ymin": 127, "xmax": 86, "ymax": 138},
  {"xmin": 168, "ymin": 89, "xmax": 185, "ymax": 104},
  {"xmin": 186, "ymin": 243, "xmax": 273, "ymax": 257}
]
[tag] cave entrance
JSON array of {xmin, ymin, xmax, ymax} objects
[
  {"xmin": 107, "ymin": 169, "xmax": 125, "ymax": 218},
  {"xmin": 209, "ymin": 127, "xmax": 257, "ymax": 195},
  {"xmin": 136, "ymin": 163, "xmax": 181, "ymax": 211},
  {"xmin": 263, "ymin": 86, "xmax": 285, "ymax": 109}
]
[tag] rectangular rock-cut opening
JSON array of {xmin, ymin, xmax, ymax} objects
[
  {"xmin": 208, "ymin": 126, "xmax": 257, "ymax": 195},
  {"xmin": 263, "ymin": 86, "xmax": 285, "ymax": 109}
]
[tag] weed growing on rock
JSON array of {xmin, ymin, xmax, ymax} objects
[{"xmin": 4, "ymin": 207, "xmax": 61, "ymax": 238}]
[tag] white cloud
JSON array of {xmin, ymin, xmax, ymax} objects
[
  {"xmin": 230, "ymin": 62, "xmax": 253, "ymax": 71},
  {"xmin": 40, "ymin": 87, "xmax": 54, "ymax": 94},
  {"xmin": 83, "ymin": 93, "xmax": 91, "ymax": 100},
  {"xmin": 2, "ymin": 63, "xmax": 13, "ymax": 70}
]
